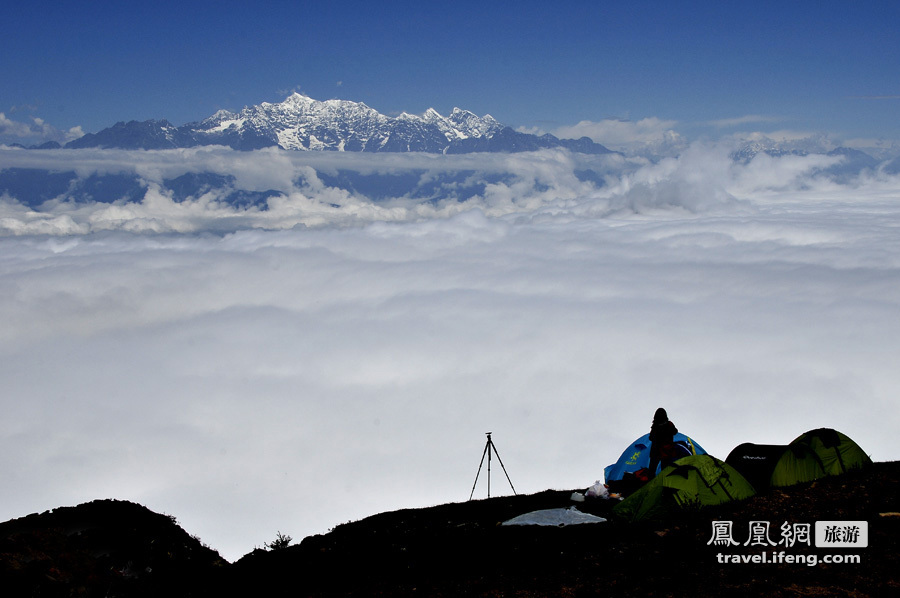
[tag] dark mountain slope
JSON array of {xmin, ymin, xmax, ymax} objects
[
  {"xmin": 2, "ymin": 462, "xmax": 898, "ymax": 597},
  {"xmin": 0, "ymin": 499, "xmax": 225, "ymax": 597},
  {"xmin": 66, "ymin": 120, "xmax": 194, "ymax": 150},
  {"xmin": 219, "ymin": 460, "xmax": 899, "ymax": 598}
]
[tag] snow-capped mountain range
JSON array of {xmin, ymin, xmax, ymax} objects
[
  {"xmin": 19, "ymin": 92, "xmax": 899, "ymax": 170},
  {"xmin": 63, "ymin": 93, "xmax": 613, "ymax": 154}
]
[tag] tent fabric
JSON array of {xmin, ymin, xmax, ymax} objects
[
  {"xmin": 604, "ymin": 433, "xmax": 706, "ymax": 483},
  {"xmin": 726, "ymin": 428, "xmax": 872, "ymax": 491},
  {"xmin": 501, "ymin": 507, "xmax": 607, "ymax": 526},
  {"xmin": 790, "ymin": 428, "xmax": 873, "ymax": 477},
  {"xmin": 726, "ymin": 443, "xmax": 828, "ymax": 490},
  {"xmin": 769, "ymin": 444, "xmax": 828, "ymax": 488},
  {"xmin": 612, "ymin": 454, "xmax": 756, "ymax": 523},
  {"xmin": 724, "ymin": 443, "xmax": 790, "ymax": 492}
]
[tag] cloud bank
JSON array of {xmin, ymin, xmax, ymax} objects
[
  {"xmin": 2, "ymin": 144, "xmax": 899, "ymax": 561},
  {"xmin": 0, "ymin": 141, "xmax": 869, "ymax": 236},
  {"xmin": 0, "ymin": 112, "xmax": 84, "ymax": 146},
  {"xmin": 0, "ymin": 147, "xmax": 618, "ymax": 235},
  {"xmin": 545, "ymin": 118, "xmax": 686, "ymax": 158}
]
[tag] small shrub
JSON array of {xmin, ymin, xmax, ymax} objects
[{"xmin": 265, "ymin": 531, "xmax": 292, "ymax": 551}]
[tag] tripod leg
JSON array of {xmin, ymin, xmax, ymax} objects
[
  {"xmin": 468, "ymin": 441, "xmax": 491, "ymax": 501},
  {"xmin": 487, "ymin": 440, "xmax": 492, "ymax": 498},
  {"xmin": 488, "ymin": 439, "xmax": 517, "ymax": 496}
]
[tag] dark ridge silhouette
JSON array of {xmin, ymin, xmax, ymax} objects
[
  {"xmin": 2, "ymin": 462, "xmax": 898, "ymax": 597},
  {"xmin": 0, "ymin": 499, "xmax": 225, "ymax": 597}
]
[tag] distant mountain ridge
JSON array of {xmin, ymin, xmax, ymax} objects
[
  {"xmin": 729, "ymin": 136, "xmax": 889, "ymax": 180},
  {"xmin": 64, "ymin": 93, "xmax": 614, "ymax": 155}
]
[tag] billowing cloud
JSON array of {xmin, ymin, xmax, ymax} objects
[
  {"xmin": 0, "ymin": 147, "xmax": 621, "ymax": 234},
  {"xmin": 1, "ymin": 144, "xmax": 898, "ymax": 561},
  {"xmin": 1, "ymin": 142, "xmax": 860, "ymax": 235},
  {"xmin": 0, "ymin": 113, "xmax": 33, "ymax": 138},
  {"xmin": 733, "ymin": 130, "xmax": 833, "ymax": 144},
  {"xmin": 0, "ymin": 113, "xmax": 84, "ymax": 146},
  {"xmin": 551, "ymin": 117, "xmax": 685, "ymax": 157}
]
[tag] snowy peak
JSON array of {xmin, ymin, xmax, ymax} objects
[
  {"xmin": 63, "ymin": 93, "xmax": 613, "ymax": 155},
  {"xmin": 422, "ymin": 105, "xmax": 502, "ymax": 142},
  {"xmin": 448, "ymin": 107, "xmax": 502, "ymax": 138},
  {"xmin": 731, "ymin": 133, "xmax": 838, "ymax": 163},
  {"xmin": 423, "ymin": 107, "xmax": 443, "ymax": 121},
  {"xmin": 262, "ymin": 93, "xmax": 381, "ymax": 122},
  {"xmin": 186, "ymin": 94, "xmax": 512, "ymax": 152}
]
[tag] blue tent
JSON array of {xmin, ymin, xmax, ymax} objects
[{"xmin": 604, "ymin": 433, "xmax": 706, "ymax": 483}]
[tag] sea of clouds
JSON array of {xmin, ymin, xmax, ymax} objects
[{"xmin": 2, "ymin": 144, "xmax": 898, "ymax": 560}]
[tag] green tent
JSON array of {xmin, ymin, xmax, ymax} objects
[
  {"xmin": 789, "ymin": 428, "xmax": 872, "ymax": 477},
  {"xmin": 769, "ymin": 443, "xmax": 828, "ymax": 488},
  {"xmin": 727, "ymin": 428, "xmax": 873, "ymax": 491},
  {"xmin": 612, "ymin": 454, "xmax": 756, "ymax": 523}
]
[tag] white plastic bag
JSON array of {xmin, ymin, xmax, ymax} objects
[{"xmin": 585, "ymin": 480, "xmax": 609, "ymax": 499}]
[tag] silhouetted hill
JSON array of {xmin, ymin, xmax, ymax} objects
[
  {"xmin": 0, "ymin": 499, "xmax": 225, "ymax": 597},
  {"xmin": 2, "ymin": 463, "xmax": 898, "ymax": 597}
]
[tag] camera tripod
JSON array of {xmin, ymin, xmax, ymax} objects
[{"xmin": 469, "ymin": 432, "xmax": 517, "ymax": 500}]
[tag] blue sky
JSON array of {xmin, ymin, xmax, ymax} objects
[{"xmin": 3, "ymin": 1, "xmax": 900, "ymax": 145}]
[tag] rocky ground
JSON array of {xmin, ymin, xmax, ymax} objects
[{"xmin": 2, "ymin": 462, "xmax": 898, "ymax": 597}]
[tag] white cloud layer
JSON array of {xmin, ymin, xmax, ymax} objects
[
  {"xmin": 0, "ymin": 113, "xmax": 84, "ymax": 145},
  {"xmin": 2, "ymin": 144, "xmax": 899, "ymax": 561},
  {"xmin": 0, "ymin": 146, "xmax": 620, "ymax": 235},
  {"xmin": 552, "ymin": 118, "xmax": 686, "ymax": 157}
]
